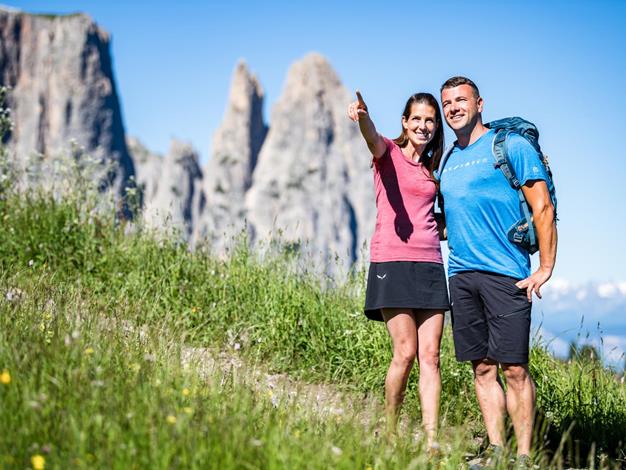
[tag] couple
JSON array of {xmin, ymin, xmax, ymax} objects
[{"xmin": 347, "ymin": 77, "xmax": 557, "ymax": 462}]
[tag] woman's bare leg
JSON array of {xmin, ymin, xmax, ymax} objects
[
  {"xmin": 382, "ymin": 308, "xmax": 418, "ymax": 437},
  {"xmin": 415, "ymin": 309, "xmax": 445, "ymax": 447}
]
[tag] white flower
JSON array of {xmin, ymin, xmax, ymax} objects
[
  {"xmin": 331, "ymin": 446, "xmax": 343, "ymax": 456},
  {"xmin": 5, "ymin": 287, "xmax": 25, "ymax": 302}
]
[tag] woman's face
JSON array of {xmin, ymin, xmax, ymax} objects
[{"xmin": 402, "ymin": 102, "xmax": 437, "ymax": 148}]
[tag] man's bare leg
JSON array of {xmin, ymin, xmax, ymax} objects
[
  {"xmin": 501, "ymin": 363, "xmax": 535, "ymax": 456},
  {"xmin": 472, "ymin": 358, "xmax": 506, "ymax": 447},
  {"xmin": 382, "ymin": 308, "xmax": 417, "ymax": 437}
]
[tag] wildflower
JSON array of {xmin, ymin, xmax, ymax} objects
[
  {"xmin": 31, "ymin": 454, "xmax": 45, "ymax": 470},
  {"xmin": 5, "ymin": 287, "xmax": 23, "ymax": 302},
  {"xmin": 166, "ymin": 415, "xmax": 177, "ymax": 425},
  {"xmin": 293, "ymin": 429, "xmax": 301, "ymax": 439},
  {"xmin": 234, "ymin": 342, "xmax": 241, "ymax": 350},
  {"xmin": 250, "ymin": 438, "xmax": 263, "ymax": 447},
  {"xmin": 191, "ymin": 307, "xmax": 198, "ymax": 314},
  {"xmin": 331, "ymin": 445, "xmax": 343, "ymax": 456},
  {"xmin": 28, "ymin": 259, "xmax": 34, "ymax": 267},
  {"xmin": 129, "ymin": 363, "xmax": 141, "ymax": 372},
  {"xmin": 183, "ymin": 407, "xmax": 193, "ymax": 415},
  {"xmin": 84, "ymin": 347, "xmax": 94, "ymax": 355},
  {"xmin": 182, "ymin": 388, "xmax": 190, "ymax": 397},
  {"xmin": 0, "ymin": 369, "xmax": 10, "ymax": 384}
]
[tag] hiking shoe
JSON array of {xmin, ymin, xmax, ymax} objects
[
  {"xmin": 513, "ymin": 454, "xmax": 532, "ymax": 469},
  {"xmin": 468, "ymin": 444, "xmax": 505, "ymax": 469}
]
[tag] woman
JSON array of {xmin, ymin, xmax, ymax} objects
[{"xmin": 347, "ymin": 91, "xmax": 449, "ymax": 448}]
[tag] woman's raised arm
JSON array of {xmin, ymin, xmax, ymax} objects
[{"xmin": 347, "ymin": 90, "xmax": 386, "ymax": 159}]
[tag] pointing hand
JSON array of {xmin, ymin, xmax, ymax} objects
[{"xmin": 347, "ymin": 90, "xmax": 369, "ymax": 122}]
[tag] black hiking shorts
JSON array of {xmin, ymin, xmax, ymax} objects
[{"xmin": 449, "ymin": 271, "xmax": 531, "ymax": 364}]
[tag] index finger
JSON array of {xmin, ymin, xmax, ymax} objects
[{"xmin": 355, "ymin": 90, "xmax": 366, "ymax": 106}]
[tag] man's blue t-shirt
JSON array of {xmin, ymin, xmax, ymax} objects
[{"xmin": 440, "ymin": 129, "xmax": 549, "ymax": 280}]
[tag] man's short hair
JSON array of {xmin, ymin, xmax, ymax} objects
[{"xmin": 440, "ymin": 76, "xmax": 480, "ymax": 98}]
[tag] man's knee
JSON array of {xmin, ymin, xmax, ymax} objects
[
  {"xmin": 472, "ymin": 359, "xmax": 499, "ymax": 384},
  {"xmin": 501, "ymin": 363, "xmax": 531, "ymax": 389}
]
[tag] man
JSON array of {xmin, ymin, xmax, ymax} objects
[{"xmin": 438, "ymin": 77, "xmax": 557, "ymax": 465}]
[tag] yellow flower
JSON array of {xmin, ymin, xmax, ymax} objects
[
  {"xmin": 182, "ymin": 388, "xmax": 190, "ymax": 397},
  {"xmin": 166, "ymin": 415, "xmax": 177, "ymax": 425},
  {"xmin": 84, "ymin": 347, "xmax": 94, "ymax": 355},
  {"xmin": 31, "ymin": 454, "xmax": 45, "ymax": 470},
  {"xmin": 0, "ymin": 369, "xmax": 10, "ymax": 384},
  {"xmin": 183, "ymin": 407, "xmax": 193, "ymax": 415},
  {"xmin": 191, "ymin": 307, "xmax": 198, "ymax": 314},
  {"xmin": 293, "ymin": 429, "xmax": 301, "ymax": 439}
]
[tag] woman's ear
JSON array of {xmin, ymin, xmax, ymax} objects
[{"xmin": 401, "ymin": 116, "xmax": 408, "ymax": 131}]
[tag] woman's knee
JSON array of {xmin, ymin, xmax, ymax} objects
[
  {"xmin": 393, "ymin": 343, "xmax": 417, "ymax": 368},
  {"xmin": 418, "ymin": 348, "xmax": 440, "ymax": 371}
]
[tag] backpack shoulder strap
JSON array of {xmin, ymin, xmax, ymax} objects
[
  {"xmin": 491, "ymin": 130, "xmax": 521, "ymax": 190},
  {"xmin": 491, "ymin": 130, "xmax": 537, "ymax": 249}
]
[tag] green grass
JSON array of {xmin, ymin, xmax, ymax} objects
[
  {"xmin": 0, "ymin": 177, "xmax": 624, "ymax": 467},
  {"xmin": 2, "ymin": 271, "xmax": 473, "ymax": 469}
]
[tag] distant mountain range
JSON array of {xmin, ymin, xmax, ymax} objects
[{"xmin": 533, "ymin": 280, "xmax": 626, "ymax": 368}]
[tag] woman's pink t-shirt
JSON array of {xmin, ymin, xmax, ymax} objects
[{"xmin": 370, "ymin": 137, "xmax": 443, "ymax": 264}]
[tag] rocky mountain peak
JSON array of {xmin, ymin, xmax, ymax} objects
[
  {"xmin": 244, "ymin": 52, "xmax": 374, "ymax": 275},
  {"xmin": 283, "ymin": 52, "xmax": 342, "ymax": 94},
  {"xmin": 142, "ymin": 139, "xmax": 202, "ymax": 238},
  {"xmin": 192, "ymin": 61, "xmax": 267, "ymax": 250}
]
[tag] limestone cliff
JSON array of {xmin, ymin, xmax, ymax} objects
[{"xmin": 0, "ymin": 7, "xmax": 134, "ymax": 195}]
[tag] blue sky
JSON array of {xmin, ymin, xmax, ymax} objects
[{"xmin": 9, "ymin": 0, "xmax": 626, "ymax": 284}]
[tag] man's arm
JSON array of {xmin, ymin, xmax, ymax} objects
[{"xmin": 515, "ymin": 180, "xmax": 557, "ymax": 301}]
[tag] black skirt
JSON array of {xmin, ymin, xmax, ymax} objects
[{"xmin": 364, "ymin": 261, "xmax": 450, "ymax": 322}]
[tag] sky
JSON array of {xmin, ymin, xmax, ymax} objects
[{"xmin": 8, "ymin": 0, "xmax": 626, "ymax": 285}]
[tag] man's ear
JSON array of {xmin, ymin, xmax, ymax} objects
[{"xmin": 476, "ymin": 96, "xmax": 484, "ymax": 113}]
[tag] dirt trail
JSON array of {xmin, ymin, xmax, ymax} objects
[{"xmin": 180, "ymin": 346, "xmax": 385, "ymax": 429}]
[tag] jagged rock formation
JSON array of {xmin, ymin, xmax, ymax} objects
[
  {"xmin": 127, "ymin": 136, "xmax": 162, "ymax": 204},
  {"xmin": 244, "ymin": 53, "xmax": 375, "ymax": 273},
  {"xmin": 193, "ymin": 61, "xmax": 267, "ymax": 251},
  {"xmin": 0, "ymin": 6, "xmax": 134, "ymax": 195},
  {"xmin": 142, "ymin": 140, "xmax": 203, "ymax": 238}
]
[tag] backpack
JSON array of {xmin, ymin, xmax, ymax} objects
[{"xmin": 434, "ymin": 117, "xmax": 557, "ymax": 254}]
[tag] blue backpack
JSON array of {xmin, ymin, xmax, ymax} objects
[{"xmin": 435, "ymin": 117, "xmax": 557, "ymax": 254}]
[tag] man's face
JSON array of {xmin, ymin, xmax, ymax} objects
[{"xmin": 441, "ymin": 84, "xmax": 483, "ymax": 133}]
